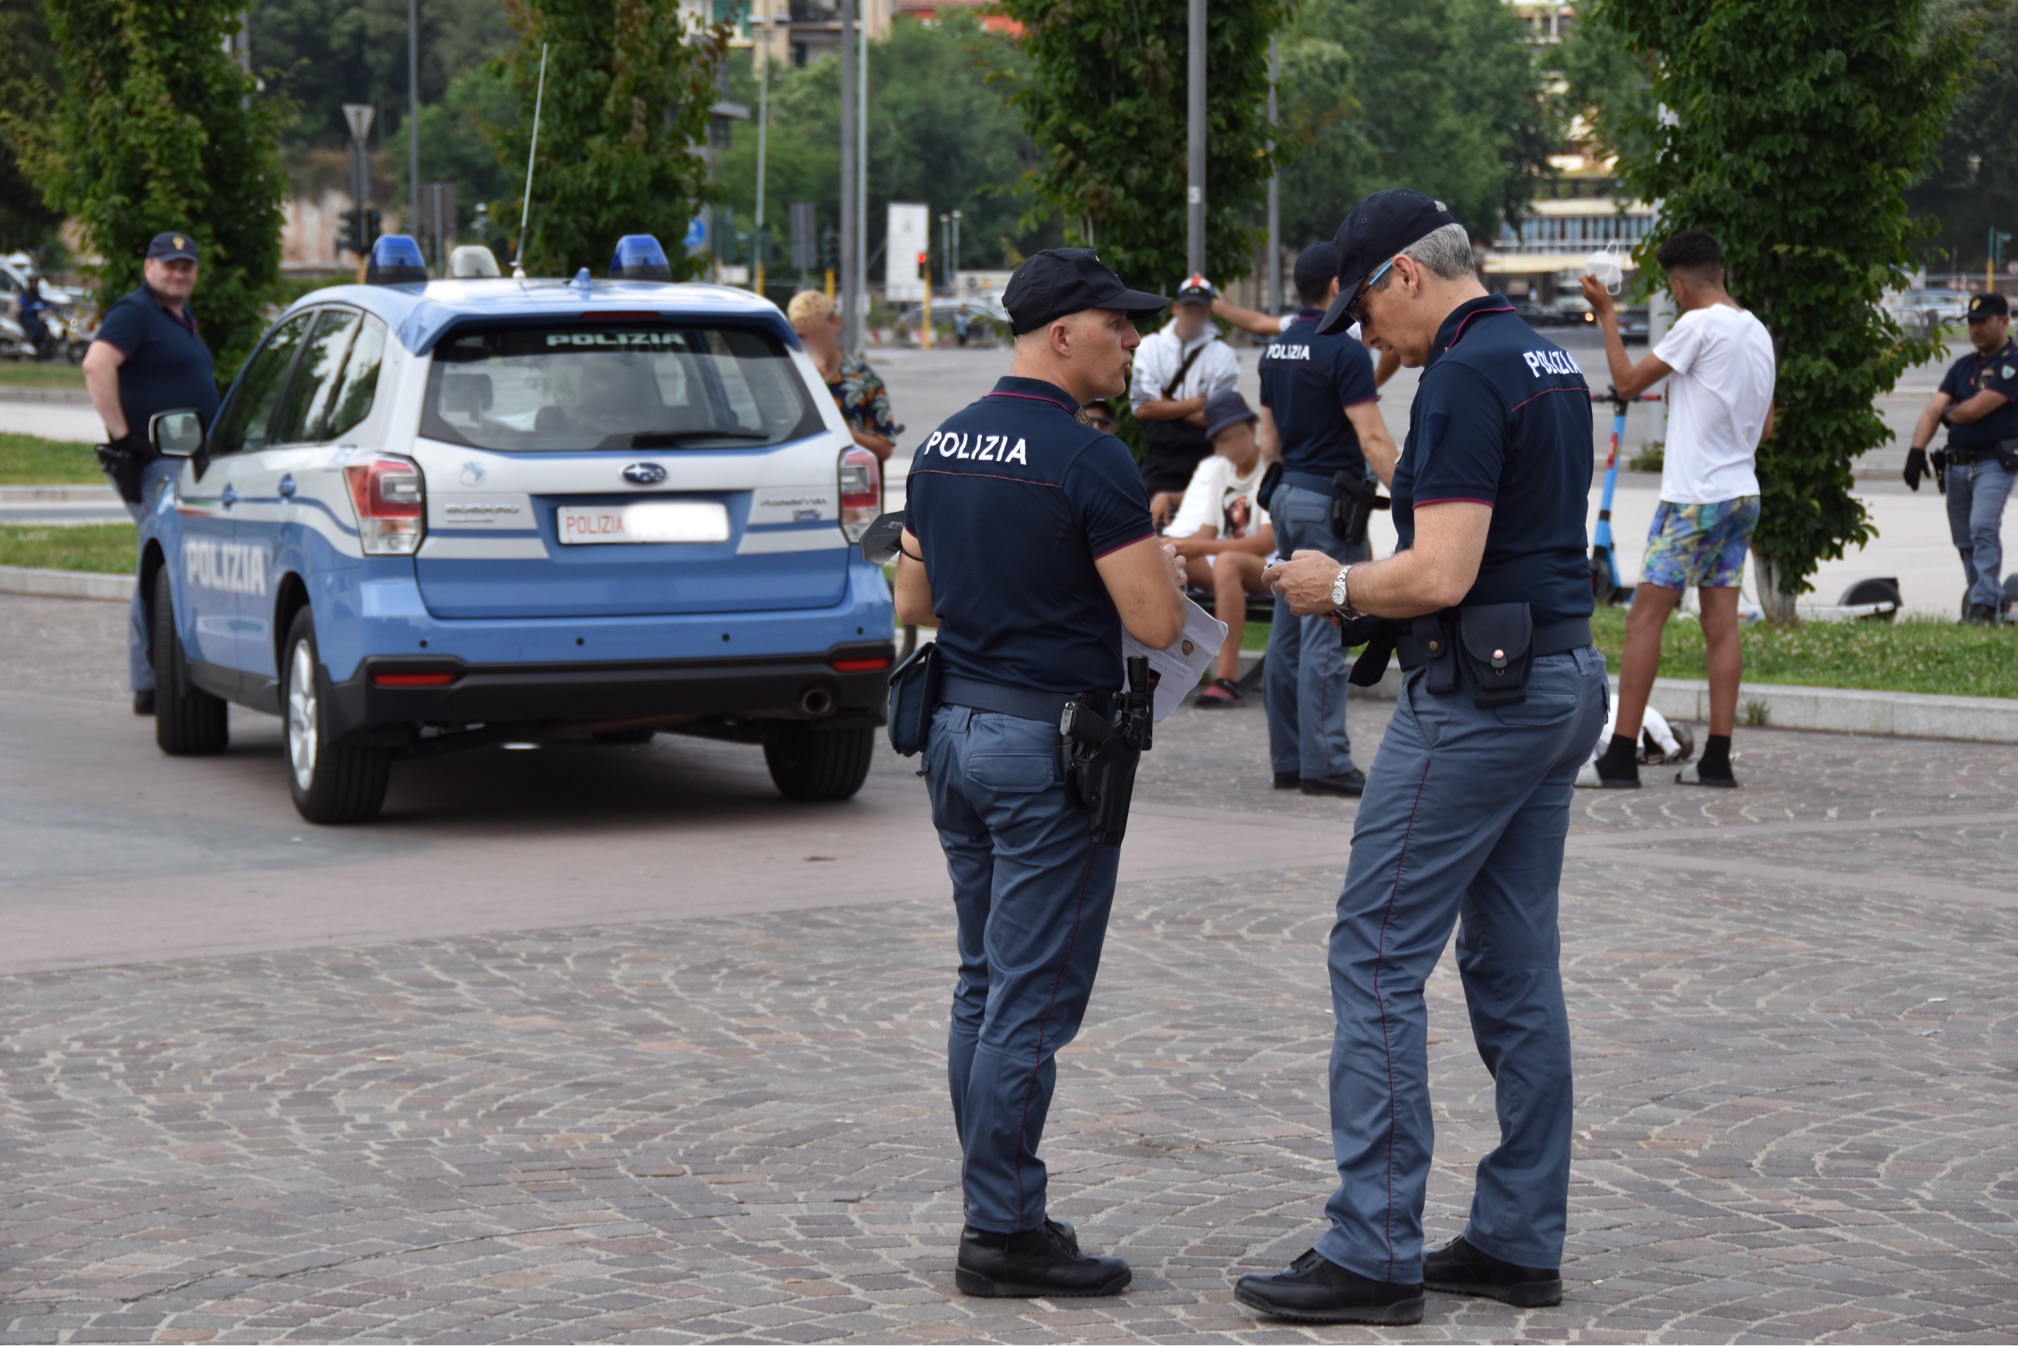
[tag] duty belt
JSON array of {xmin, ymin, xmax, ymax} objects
[
  {"xmin": 1397, "ymin": 615, "xmax": 1592, "ymax": 670},
  {"xmin": 939, "ymin": 673, "xmax": 1107, "ymax": 725}
]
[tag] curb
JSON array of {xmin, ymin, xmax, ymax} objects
[
  {"xmin": 0, "ymin": 485, "xmax": 120, "ymax": 503},
  {"xmin": 0, "ymin": 387, "xmax": 93, "ymax": 404},
  {"xmin": 1231, "ymin": 648, "xmax": 2017, "ymax": 744},
  {"xmin": 0, "ymin": 564, "xmax": 132, "ymax": 602}
]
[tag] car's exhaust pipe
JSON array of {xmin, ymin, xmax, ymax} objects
[{"xmin": 799, "ymin": 685, "xmax": 835, "ymax": 717}]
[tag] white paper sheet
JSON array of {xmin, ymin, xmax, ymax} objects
[{"xmin": 1120, "ymin": 597, "xmax": 1229, "ymax": 722}]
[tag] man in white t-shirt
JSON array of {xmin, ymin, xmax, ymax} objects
[
  {"xmin": 1132, "ymin": 275, "xmax": 1242, "ymax": 517},
  {"xmin": 1167, "ymin": 389, "xmax": 1277, "ymax": 707},
  {"xmin": 1581, "ymin": 228, "xmax": 1777, "ymax": 789}
]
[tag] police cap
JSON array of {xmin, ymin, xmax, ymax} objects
[
  {"xmin": 1968, "ymin": 292, "xmax": 2009, "ymax": 321},
  {"xmin": 1002, "ymin": 248, "xmax": 1167, "ymax": 336},
  {"xmin": 1315, "ymin": 188, "xmax": 1459, "ymax": 335},
  {"xmin": 147, "ymin": 231, "xmax": 199, "ymax": 263}
]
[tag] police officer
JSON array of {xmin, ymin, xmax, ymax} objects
[
  {"xmin": 1259, "ymin": 241, "xmax": 1399, "ymax": 796},
  {"xmin": 82, "ymin": 231, "xmax": 219, "ymax": 715},
  {"xmin": 1906, "ymin": 291, "xmax": 2018, "ymax": 623},
  {"xmin": 892, "ymin": 248, "xmax": 1186, "ymax": 1298},
  {"xmin": 1233, "ymin": 191, "xmax": 1608, "ymax": 1324}
]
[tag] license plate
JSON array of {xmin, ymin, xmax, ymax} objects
[{"xmin": 556, "ymin": 500, "xmax": 731, "ymax": 545}]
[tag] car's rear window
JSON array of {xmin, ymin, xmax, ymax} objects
[{"xmin": 421, "ymin": 323, "xmax": 824, "ymax": 452}]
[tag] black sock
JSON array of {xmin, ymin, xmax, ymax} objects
[
  {"xmin": 1597, "ymin": 732, "xmax": 1638, "ymax": 778},
  {"xmin": 1698, "ymin": 734, "xmax": 1733, "ymax": 777}
]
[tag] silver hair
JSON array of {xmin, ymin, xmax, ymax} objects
[{"xmin": 1368, "ymin": 221, "xmax": 1476, "ymax": 291}]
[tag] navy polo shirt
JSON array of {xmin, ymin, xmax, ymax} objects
[
  {"xmin": 1939, "ymin": 339, "xmax": 2018, "ymax": 454},
  {"xmin": 904, "ymin": 375, "xmax": 1154, "ymax": 694},
  {"xmin": 94, "ymin": 284, "xmax": 220, "ymax": 438},
  {"xmin": 1258, "ymin": 307, "xmax": 1380, "ymax": 484},
  {"xmin": 1391, "ymin": 295, "xmax": 1594, "ymax": 628}
]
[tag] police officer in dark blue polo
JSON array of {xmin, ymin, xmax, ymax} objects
[
  {"xmin": 891, "ymin": 248, "xmax": 1187, "ymax": 1298},
  {"xmin": 82, "ymin": 230, "xmax": 220, "ymax": 715},
  {"xmin": 1259, "ymin": 241, "xmax": 1400, "ymax": 796},
  {"xmin": 1906, "ymin": 290, "xmax": 2018, "ymax": 623},
  {"xmin": 1234, "ymin": 191, "xmax": 1608, "ymax": 1324}
]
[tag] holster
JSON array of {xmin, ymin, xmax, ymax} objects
[
  {"xmin": 96, "ymin": 443, "xmax": 145, "ymax": 505},
  {"xmin": 1999, "ymin": 439, "xmax": 2018, "ymax": 474},
  {"xmin": 1256, "ymin": 460, "xmax": 1284, "ymax": 513},
  {"xmin": 1058, "ymin": 656, "xmax": 1155, "ymax": 846},
  {"xmin": 1931, "ymin": 446, "xmax": 1950, "ymax": 494},
  {"xmin": 884, "ymin": 641, "xmax": 940, "ymax": 757},
  {"xmin": 1327, "ymin": 470, "xmax": 1389, "ymax": 549}
]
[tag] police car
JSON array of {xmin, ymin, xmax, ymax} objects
[{"xmin": 137, "ymin": 234, "xmax": 893, "ymax": 824}]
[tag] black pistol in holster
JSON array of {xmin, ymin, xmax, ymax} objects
[
  {"xmin": 1059, "ymin": 655, "xmax": 1157, "ymax": 846},
  {"xmin": 1328, "ymin": 469, "xmax": 1389, "ymax": 549}
]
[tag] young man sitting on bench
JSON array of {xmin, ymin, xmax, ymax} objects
[{"xmin": 1167, "ymin": 389, "xmax": 1277, "ymax": 707}]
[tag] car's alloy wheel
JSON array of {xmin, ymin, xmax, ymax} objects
[{"xmin": 282, "ymin": 607, "xmax": 391, "ymax": 825}]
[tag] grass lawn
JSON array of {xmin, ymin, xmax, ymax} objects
[
  {"xmin": 0, "ymin": 364, "xmax": 86, "ymax": 392},
  {"xmin": 0, "ymin": 433, "xmax": 106, "ymax": 485},
  {"xmin": 0, "ymin": 522, "xmax": 135, "ymax": 574}
]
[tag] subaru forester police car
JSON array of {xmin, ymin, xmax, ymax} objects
[{"xmin": 136, "ymin": 233, "xmax": 893, "ymax": 824}]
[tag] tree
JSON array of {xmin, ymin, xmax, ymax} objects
[
  {"xmin": 996, "ymin": 0, "xmax": 1292, "ymax": 293},
  {"xmin": 0, "ymin": 0, "xmax": 62, "ymax": 251},
  {"xmin": 1908, "ymin": 0, "xmax": 2018, "ymax": 274},
  {"xmin": 487, "ymin": 0, "xmax": 730, "ymax": 280},
  {"xmin": 1597, "ymin": 0, "xmax": 1975, "ymax": 617},
  {"xmin": 19, "ymin": 0, "xmax": 289, "ymax": 383},
  {"xmin": 1554, "ymin": 7, "xmax": 1658, "ymax": 171},
  {"xmin": 1275, "ymin": 0, "xmax": 1555, "ymax": 250}
]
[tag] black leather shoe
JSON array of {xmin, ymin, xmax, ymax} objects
[
  {"xmin": 1300, "ymin": 768, "xmax": 1366, "ymax": 797},
  {"xmin": 1273, "ymin": 771, "xmax": 1300, "ymax": 790},
  {"xmin": 132, "ymin": 690, "xmax": 155, "ymax": 716},
  {"xmin": 1234, "ymin": 1248, "xmax": 1423, "ymax": 1324},
  {"xmin": 955, "ymin": 1220, "xmax": 1129, "ymax": 1298},
  {"xmin": 1423, "ymin": 1235, "xmax": 1562, "ymax": 1307}
]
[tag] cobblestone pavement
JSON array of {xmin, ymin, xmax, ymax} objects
[{"xmin": 4, "ymin": 603, "xmax": 2018, "ymax": 1341}]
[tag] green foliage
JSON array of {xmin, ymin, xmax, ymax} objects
[
  {"xmin": 1588, "ymin": 607, "xmax": 2018, "ymax": 699},
  {"xmin": 1275, "ymin": 0, "xmax": 1555, "ymax": 249},
  {"xmin": 408, "ymin": 64, "xmax": 521, "ymax": 212},
  {"xmin": 1909, "ymin": 0, "xmax": 2018, "ymax": 271},
  {"xmin": 709, "ymin": 13, "xmax": 1039, "ymax": 285},
  {"xmin": 0, "ymin": 432, "xmax": 101, "ymax": 485},
  {"xmin": 0, "ymin": 521, "xmax": 136, "ymax": 572},
  {"xmin": 488, "ymin": 0, "xmax": 730, "ymax": 280},
  {"xmin": 20, "ymin": 0, "xmax": 289, "ymax": 386},
  {"xmin": 997, "ymin": 0, "xmax": 1291, "ymax": 292},
  {"xmin": 0, "ymin": 0, "xmax": 62, "ymax": 250},
  {"xmin": 1554, "ymin": 5, "xmax": 1658, "ymax": 169},
  {"xmin": 1599, "ymin": 0, "xmax": 1975, "ymax": 611}
]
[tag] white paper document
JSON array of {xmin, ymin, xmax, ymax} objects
[{"xmin": 1121, "ymin": 597, "xmax": 1228, "ymax": 722}]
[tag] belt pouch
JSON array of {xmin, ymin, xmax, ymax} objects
[
  {"xmin": 1456, "ymin": 602, "xmax": 1534, "ymax": 708},
  {"xmin": 1256, "ymin": 460, "xmax": 1284, "ymax": 513},
  {"xmin": 885, "ymin": 641, "xmax": 940, "ymax": 757},
  {"xmin": 1412, "ymin": 613, "xmax": 1460, "ymax": 696},
  {"xmin": 1999, "ymin": 439, "xmax": 2018, "ymax": 473}
]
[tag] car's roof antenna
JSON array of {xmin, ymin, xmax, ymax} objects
[{"xmin": 511, "ymin": 43, "xmax": 548, "ymax": 281}]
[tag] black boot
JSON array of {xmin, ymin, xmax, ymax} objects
[
  {"xmin": 955, "ymin": 1220, "xmax": 1129, "ymax": 1298},
  {"xmin": 132, "ymin": 690, "xmax": 155, "ymax": 716},
  {"xmin": 1233, "ymin": 1248, "xmax": 1424, "ymax": 1324},
  {"xmin": 1423, "ymin": 1235, "xmax": 1562, "ymax": 1307}
]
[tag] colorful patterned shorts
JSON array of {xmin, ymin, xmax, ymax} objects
[{"xmin": 1641, "ymin": 495, "xmax": 1761, "ymax": 590}]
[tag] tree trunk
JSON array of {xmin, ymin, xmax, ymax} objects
[{"xmin": 1753, "ymin": 555, "xmax": 1799, "ymax": 625}]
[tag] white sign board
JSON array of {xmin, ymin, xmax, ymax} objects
[
  {"xmin": 885, "ymin": 201, "xmax": 931, "ymax": 302},
  {"xmin": 342, "ymin": 103, "xmax": 376, "ymax": 144}
]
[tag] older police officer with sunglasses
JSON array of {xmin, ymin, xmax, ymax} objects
[{"xmin": 1233, "ymin": 191, "xmax": 1608, "ymax": 1325}]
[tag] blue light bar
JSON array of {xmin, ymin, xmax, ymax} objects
[
  {"xmin": 366, "ymin": 234, "xmax": 429, "ymax": 285},
  {"xmin": 609, "ymin": 234, "xmax": 673, "ymax": 282}
]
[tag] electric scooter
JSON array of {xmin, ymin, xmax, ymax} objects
[{"xmin": 1590, "ymin": 387, "xmax": 1662, "ymax": 606}]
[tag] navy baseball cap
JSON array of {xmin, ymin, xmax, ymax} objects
[
  {"xmin": 1203, "ymin": 389, "xmax": 1258, "ymax": 442},
  {"xmin": 1315, "ymin": 188, "xmax": 1459, "ymax": 335},
  {"xmin": 1968, "ymin": 292, "xmax": 2009, "ymax": 321},
  {"xmin": 1175, "ymin": 273, "xmax": 1216, "ymax": 305},
  {"xmin": 147, "ymin": 231, "xmax": 199, "ymax": 263},
  {"xmin": 1002, "ymin": 248, "xmax": 1167, "ymax": 335}
]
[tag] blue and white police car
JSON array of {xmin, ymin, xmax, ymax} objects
[{"xmin": 136, "ymin": 234, "xmax": 893, "ymax": 823}]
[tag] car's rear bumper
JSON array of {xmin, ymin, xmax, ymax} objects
[{"xmin": 323, "ymin": 640, "xmax": 894, "ymax": 744}]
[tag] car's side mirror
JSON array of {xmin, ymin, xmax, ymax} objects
[{"xmin": 149, "ymin": 409, "xmax": 205, "ymax": 458}]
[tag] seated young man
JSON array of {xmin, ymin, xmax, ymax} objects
[{"xmin": 1167, "ymin": 390, "xmax": 1276, "ymax": 707}]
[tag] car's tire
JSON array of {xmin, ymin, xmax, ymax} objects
[
  {"xmin": 152, "ymin": 567, "xmax": 229, "ymax": 756},
  {"xmin": 764, "ymin": 723, "xmax": 874, "ymax": 802},
  {"xmin": 282, "ymin": 607, "xmax": 390, "ymax": 824}
]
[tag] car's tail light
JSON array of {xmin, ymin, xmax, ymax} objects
[
  {"xmin": 838, "ymin": 444, "xmax": 881, "ymax": 543},
  {"xmin": 343, "ymin": 456, "xmax": 425, "ymax": 555}
]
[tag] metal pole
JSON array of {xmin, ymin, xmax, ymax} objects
[
  {"xmin": 1266, "ymin": 35, "xmax": 1280, "ymax": 312},
  {"xmin": 408, "ymin": 0, "xmax": 421, "ymax": 241},
  {"xmin": 754, "ymin": 0, "xmax": 769, "ymax": 298},
  {"xmin": 951, "ymin": 209, "xmax": 960, "ymax": 293},
  {"xmin": 839, "ymin": 0, "xmax": 859, "ymax": 354},
  {"xmin": 1186, "ymin": 0, "xmax": 1205, "ymax": 276},
  {"xmin": 855, "ymin": 7, "xmax": 869, "ymax": 353}
]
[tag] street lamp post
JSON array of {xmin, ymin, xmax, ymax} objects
[
  {"xmin": 754, "ymin": 0, "xmax": 770, "ymax": 299},
  {"xmin": 1186, "ymin": 0, "xmax": 1205, "ymax": 277},
  {"xmin": 408, "ymin": 0, "xmax": 420, "ymax": 257},
  {"xmin": 951, "ymin": 208, "xmax": 961, "ymax": 295},
  {"xmin": 839, "ymin": 0, "xmax": 859, "ymax": 354},
  {"xmin": 1266, "ymin": 36, "xmax": 1280, "ymax": 312}
]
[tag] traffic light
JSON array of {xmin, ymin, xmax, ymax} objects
[
  {"xmin": 917, "ymin": 250, "xmax": 928, "ymax": 282},
  {"xmin": 339, "ymin": 208, "xmax": 384, "ymax": 258},
  {"xmin": 820, "ymin": 227, "xmax": 840, "ymax": 271}
]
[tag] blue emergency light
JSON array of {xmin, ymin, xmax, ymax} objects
[
  {"xmin": 609, "ymin": 234, "xmax": 673, "ymax": 282},
  {"xmin": 366, "ymin": 234, "xmax": 429, "ymax": 286}
]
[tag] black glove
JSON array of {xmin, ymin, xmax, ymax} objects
[{"xmin": 1905, "ymin": 446, "xmax": 1928, "ymax": 492}]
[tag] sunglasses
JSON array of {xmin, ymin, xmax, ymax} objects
[
  {"xmin": 1344, "ymin": 256, "xmax": 1399, "ymax": 326},
  {"xmin": 1084, "ymin": 413, "xmax": 1115, "ymax": 431}
]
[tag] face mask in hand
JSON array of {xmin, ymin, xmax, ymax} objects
[{"xmin": 1585, "ymin": 249, "xmax": 1624, "ymax": 295}]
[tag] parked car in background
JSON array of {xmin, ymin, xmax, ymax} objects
[{"xmin": 1509, "ymin": 298, "xmax": 1564, "ymax": 326}]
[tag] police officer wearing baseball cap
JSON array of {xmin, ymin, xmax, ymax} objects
[
  {"xmin": 891, "ymin": 247, "xmax": 1187, "ymax": 1298},
  {"xmin": 1906, "ymin": 289, "xmax": 2018, "ymax": 623},
  {"xmin": 83, "ymin": 231, "xmax": 221, "ymax": 716},
  {"xmin": 1235, "ymin": 190, "xmax": 1607, "ymax": 1324}
]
